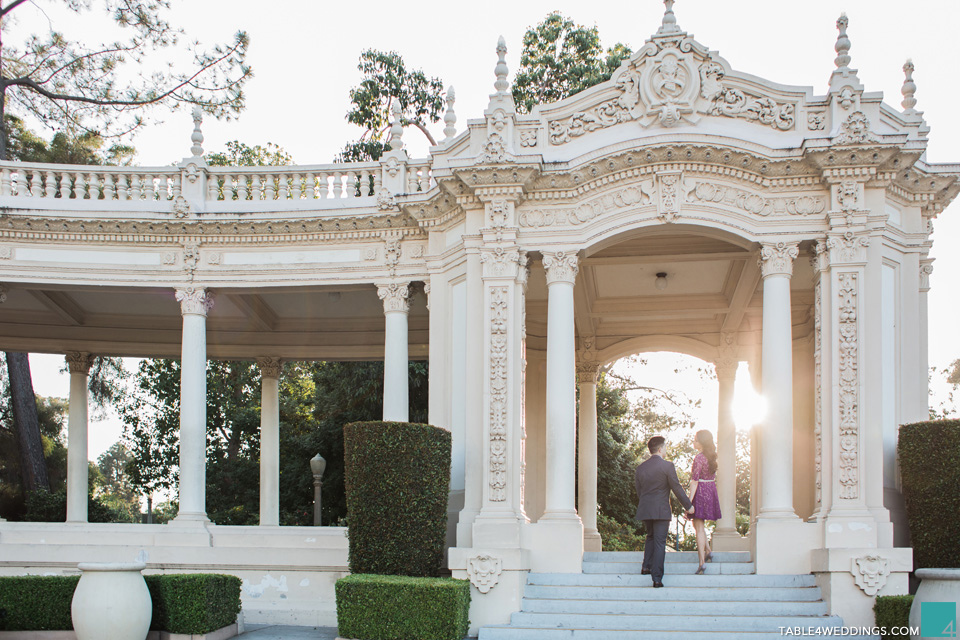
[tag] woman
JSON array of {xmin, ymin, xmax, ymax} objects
[{"xmin": 688, "ymin": 429, "xmax": 721, "ymax": 575}]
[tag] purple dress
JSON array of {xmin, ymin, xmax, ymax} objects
[{"xmin": 691, "ymin": 453, "xmax": 722, "ymax": 521}]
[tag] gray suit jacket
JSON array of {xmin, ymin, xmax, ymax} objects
[{"xmin": 634, "ymin": 455, "xmax": 693, "ymax": 521}]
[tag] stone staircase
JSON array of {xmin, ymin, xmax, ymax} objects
[{"xmin": 478, "ymin": 550, "xmax": 856, "ymax": 639}]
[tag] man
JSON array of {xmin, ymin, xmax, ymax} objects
[{"xmin": 635, "ymin": 435, "xmax": 694, "ymax": 587}]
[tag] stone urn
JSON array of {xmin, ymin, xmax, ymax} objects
[
  {"xmin": 71, "ymin": 562, "xmax": 152, "ymax": 640},
  {"xmin": 909, "ymin": 568, "xmax": 960, "ymax": 639}
]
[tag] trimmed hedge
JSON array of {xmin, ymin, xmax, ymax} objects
[
  {"xmin": 336, "ymin": 574, "xmax": 469, "ymax": 640},
  {"xmin": 0, "ymin": 573, "xmax": 240, "ymax": 633},
  {"xmin": 145, "ymin": 574, "xmax": 241, "ymax": 634},
  {"xmin": 0, "ymin": 576, "xmax": 78, "ymax": 630},
  {"xmin": 898, "ymin": 420, "xmax": 960, "ymax": 568},
  {"xmin": 874, "ymin": 595, "xmax": 914, "ymax": 639},
  {"xmin": 343, "ymin": 421, "xmax": 451, "ymax": 576}
]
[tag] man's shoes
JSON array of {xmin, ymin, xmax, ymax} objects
[
  {"xmin": 652, "ymin": 580, "xmax": 664, "ymax": 588},
  {"xmin": 641, "ymin": 568, "xmax": 651, "ymax": 575}
]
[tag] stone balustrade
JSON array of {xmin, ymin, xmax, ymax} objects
[
  {"xmin": 206, "ymin": 162, "xmax": 382, "ymax": 202},
  {"xmin": 0, "ymin": 161, "xmax": 181, "ymax": 202}
]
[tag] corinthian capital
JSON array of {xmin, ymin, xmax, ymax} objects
[
  {"xmin": 257, "ymin": 357, "xmax": 282, "ymax": 379},
  {"xmin": 377, "ymin": 281, "xmax": 410, "ymax": 313},
  {"xmin": 542, "ymin": 251, "xmax": 579, "ymax": 285},
  {"xmin": 176, "ymin": 287, "xmax": 214, "ymax": 316},
  {"xmin": 759, "ymin": 242, "xmax": 799, "ymax": 278},
  {"xmin": 65, "ymin": 352, "xmax": 94, "ymax": 375}
]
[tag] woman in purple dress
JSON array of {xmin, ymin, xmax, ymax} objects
[{"xmin": 688, "ymin": 429, "xmax": 721, "ymax": 574}]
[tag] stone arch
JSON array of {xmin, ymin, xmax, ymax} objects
[{"xmin": 597, "ymin": 334, "xmax": 719, "ymax": 369}]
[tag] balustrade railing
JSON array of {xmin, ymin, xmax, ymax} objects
[
  {"xmin": 206, "ymin": 163, "xmax": 382, "ymax": 202},
  {"xmin": 0, "ymin": 161, "xmax": 181, "ymax": 202}
]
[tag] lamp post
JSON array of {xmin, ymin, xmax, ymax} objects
[{"xmin": 310, "ymin": 453, "xmax": 326, "ymax": 526}]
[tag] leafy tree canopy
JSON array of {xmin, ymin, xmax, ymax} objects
[
  {"xmin": 512, "ymin": 12, "xmax": 632, "ymax": 114},
  {"xmin": 207, "ymin": 140, "xmax": 292, "ymax": 167}
]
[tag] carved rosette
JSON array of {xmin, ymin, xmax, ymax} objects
[
  {"xmin": 576, "ymin": 361, "xmax": 600, "ymax": 385},
  {"xmin": 837, "ymin": 272, "xmax": 860, "ymax": 500},
  {"xmin": 851, "ymin": 554, "xmax": 890, "ymax": 596},
  {"xmin": 488, "ymin": 286, "xmax": 509, "ymax": 502},
  {"xmin": 176, "ymin": 287, "xmax": 214, "ymax": 316},
  {"xmin": 65, "ymin": 352, "xmax": 94, "ymax": 375},
  {"xmin": 466, "ymin": 554, "xmax": 503, "ymax": 593},
  {"xmin": 542, "ymin": 251, "xmax": 579, "ymax": 285},
  {"xmin": 377, "ymin": 282, "xmax": 410, "ymax": 314},
  {"xmin": 257, "ymin": 357, "xmax": 282, "ymax": 379},
  {"xmin": 759, "ymin": 242, "xmax": 799, "ymax": 278}
]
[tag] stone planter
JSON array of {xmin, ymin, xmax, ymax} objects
[
  {"xmin": 909, "ymin": 568, "xmax": 960, "ymax": 639},
  {"xmin": 71, "ymin": 562, "xmax": 152, "ymax": 640}
]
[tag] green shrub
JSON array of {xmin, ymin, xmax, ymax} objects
[
  {"xmin": 343, "ymin": 421, "xmax": 451, "ymax": 576},
  {"xmin": 898, "ymin": 420, "xmax": 960, "ymax": 568},
  {"xmin": 336, "ymin": 574, "xmax": 469, "ymax": 640},
  {"xmin": 23, "ymin": 488, "xmax": 130, "ymax": 523},
  {"xmin": 145, "ymin": 574, "xmax": 241, "ymax": 634},
  {"xmin": 875, "ymin": 595, "xmax": 914, "ymax": 639},
  {"xmin": 597, "ymin": 512, "xmax": 645, "ymax": 551},
  {"xmin": 0, "ymin": 576, "xmax": 78, "ymax": 630}
]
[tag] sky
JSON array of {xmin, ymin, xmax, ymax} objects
[{"xmin": 11, "ymin": 0, "xmax": 960, "ymax": 458}]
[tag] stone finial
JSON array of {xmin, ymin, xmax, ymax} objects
[
  {"xmin": 190, "ymin": 106, "xmax": 204, "ymax": 157},
  {"xmin": 834, "ymin": 13, "xmax": 851, "ymax": 73},
  {"xmin": 443, "ymin": 86, "xmax": 457, "ymax": 142},
  {"xmin": 901, "ymin": 59, "xmax": 918, "ymax": 114},
  {"xmin": 389, "ymin": 101, "xmax": 404, "ymax": 151},
  {"xmin": 657, "ymin": 0, "xmax": 681, "ymax": 35},
  {"xmin": 494, "ymin": 36, "xmax": 509, "ymax": 94}
]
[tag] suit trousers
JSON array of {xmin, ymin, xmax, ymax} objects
[{"xmin": 641, "ymin": 519, "xmax": 671, "ymax": 582}]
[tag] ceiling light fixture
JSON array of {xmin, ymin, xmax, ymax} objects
[{"xmin": 655, "ymin": 272, "xmax": 668, "ymax": 290}]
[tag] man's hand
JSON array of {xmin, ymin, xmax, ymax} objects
[{"xmin": 686, "ymin": 506, "xmax": 695, "ymax": 515}]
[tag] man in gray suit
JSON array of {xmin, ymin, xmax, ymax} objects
[{"xmin": 635, "ymin": 435, "xmax": 694, "ymax": 587}]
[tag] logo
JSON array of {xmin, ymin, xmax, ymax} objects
[{"xmin": 922, "ymin": 601, "xmax": 957, "ymax": 638}]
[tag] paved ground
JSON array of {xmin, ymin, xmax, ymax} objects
[{"xmin": 238, "ymin": 625, "xmax": 339, "ymax": 639}]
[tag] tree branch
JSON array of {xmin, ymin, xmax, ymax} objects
[
  {"xmin": 0, "ymin": 0, "xmax": 31, "ymax": 17},
  {"xmin": 412, "ymin": 121, "xmax": 437, "ymax": 146}
]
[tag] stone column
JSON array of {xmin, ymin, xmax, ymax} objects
[
  {"xmin": 66, "ymin": 352, "xmax": 94, "ymax": 523},
  {"xmin": 258, "ymin": 357, "xmax": 281, "ymax": 527},
  {"xmin": 173, "ymin": 287, "xmax": 213, "ymax": 524},
  {"xmin": 541, "ymin": 251, "xmax": 579, "ymax": 520},
  {"xmin": 577, "ymin": 362, "xmax": 600, "ymax": 551},
  {"xmin": 758, "ymin": 243, "xmax": 799, "ymax": 520},
  {"xmin": 378, "ymin": 282, "xmax": 410, "ymax": 422},
  {"xmin": 713, "ymin": 359, "xmax": 739, "ymax": 539}
]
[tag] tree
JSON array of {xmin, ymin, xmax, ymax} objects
[
  {"xmin": 340, "ymin": 50, "xmax": 446, "ymax": 161},
  {"xmin": 512, "ymin": 12, "xmax": 632, "ymax": 114}
]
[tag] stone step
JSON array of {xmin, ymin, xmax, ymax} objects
[
  {"xmin": 584, "ymin": 551, "xmax": 752, "ymax": 564},
  {"xmin": 527, "ymin": 572, "xmax": 818, "ymax": 588},
  {"xmin": 583, "ymin": 561, "xmax": 755, "ymax": 575},
  {"xmin": 479, "ymin": 628, "xmax": 879, "ymax": 640},
  {"xmin": 521, "ymin": 598, "xmax": 830, "ymax": 617},
  {"xmin": 523, "ymin": 585, "xmax": 824, "ymax": 602},
  {"xmin": 506, "ymin": 612, "xmax": 845, "ymax": 633}
]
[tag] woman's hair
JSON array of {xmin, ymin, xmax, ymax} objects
[{"xmin": 696, "ymin": 429, "xmax": 718, "ymax": 474}]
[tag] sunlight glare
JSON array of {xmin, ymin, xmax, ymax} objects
[{"xmin": 732, "ymin": 362, "xmax": 766, "ymax": 430}]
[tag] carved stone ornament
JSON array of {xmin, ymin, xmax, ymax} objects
[
  {"xmin": 699, "ymin": 61, "xmax": 795, "ymax": 131},
  {"xmin": 715, "ymin": 332, "xmax": 738, "ymax": 379},
  {"xmin": 480, "ymin": 246, "xmax": 521, "ymax": 278},
  {"xmin": 183, "ymin": 242, "xmax": 200, "ymax": 274},
  {"xmin": 813, "ymin": 263, "xmax": 823, "ymax": 507},
  {"xmin": 518, "ymin": 129, "xmax": 538, "ymax": 147},
  {"xmin": 834, "ymin": 111, "xmax": 880, "ymax": 145},
  {"xmin": 466, "ymin": 554, "xmax": 503, "ymax": 593},
  {"xmin": 176, "ymin": 287, "xmax": 215, "ymax": 316},
  {"xmin": 479, "ymin": 133, "xmax": 510, "ymax": 164},
  {"xmin": 851, "ymin": 554, "xmax": 890, "ymax": 596},
  {"xmin": 376, "ymin": 188, "xmax": 398, "ymax": 211},
  {"xmin": 257, "ymin": 357, "xmax": 282, "ymax": 379},
  {"xmin": 576, "ymin": 361, "xmax": 600, "ymax": 385},
  {"xmin": 207, "ymin": 253, "xmax": 222, "ymax": 266},
  {"xmin": 488, "ymin": 286, "xmax": 509, "ymax": 501},
  {"xmin": 688, "ymin": 182, "xmax": 825, "ymax": 217},
  {"xmin": 657, "ymin": 171, "xmax": 683, "ymax": 222},
  {"xmin": 827, "ymin": 232, "xmax": 869, "ymax": 264},
  {"xmin": 758, "ymin": 242, "xmax": 799, "ymax": 278},
  {"xmin": 0, "ymin": 285, "xmax": 7, "ymax": 304},
  {"xmin": 383, "ymin": 238, "xmax": 401, "ymax": 275},
  {"xmin": 542, "ymin": 251, "xmax": 579, "ymax": 285},
  {"xmin": 184, "ymin": 162, "xmax": 200, "ymax": 184},
  {"xmin": 377, "ymin": 282, "xmax": 410, "ymax": 313},
  {"xmin": 920, "ymin": 261, "xmax": 934, "ymax": 291},
  {"xmin": 807, "ymin": 112, "xmax": 826, "ymax": 131},
  {"xmin": 0, "ymin": 246, "xmax": 11, "ymax": 259},
  {"xmin": 65, "ymin": 352, "xmax": 94, "ymax": 375},
  {"xmin": 837, "ymin": 272, "xmax": 860, "ymax": 500},
  {"xmin": 837, "ymin": 180, "xmax": 861, "ymax": 212},
  {"xmin": 172, "ymin": 195, "xmax": 191, "ymax": 218}
]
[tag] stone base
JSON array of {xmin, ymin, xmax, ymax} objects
[
  {"xmin": 449, "ymin": 547, "xmax": 530, "ymax": 637},
  {"xmin": 812, "ymin": 547, "xmax": 912, "ymax": 627},
  {"xmin": 583, "ymin": 530, "xmax": 602, "ymax": 552},
  {"xmin": 754, "ymin": 517, "xmax": 818, "ymax": 574},
  {"xmin": 523, "ymin": 517, "xmax": 583, "ymax": 573},
  {"xmin": 0, "ymin": 624, "xmax": 238, "ymax": 640},
  {"xmin": 711, "ymin": 530, "xmax": 750, "ymax": 552}
]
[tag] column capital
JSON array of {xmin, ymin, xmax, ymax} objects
[
  {"xmin": 576, "ymin": 361, "xmax": 600, "ymax": 385},
  {"xmin": 825, "ymin": 230, "xmax": 870, "ymax": 265},
  {"xmin": 543, "ymin": 251, "xmax": 579, "ymax": 285},
  {"xmin": 65, "ymin": 351, "xmax": 94, "ymax": 375},
  {"xmin": 176, "ymin": 287, "xmax": 214, "ymax": 316},
  {"xmin": 377, "ymin": 281, "xmax": 410, "ymax": 313},
  {"xmin": 759, "ymin": 242, "xmax": 799, "ymax": 278},
  {"xmin": 714, "ymin": 359, "xmax": 738, "ymax": 382},
  {"xmin": 257, "ymin": 357, "xmax": 282, "ymax": 379}
]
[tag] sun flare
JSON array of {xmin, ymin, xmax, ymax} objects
[{"xmin": 732, "ymin": 362, "xmax": 767, "ymax": 430}]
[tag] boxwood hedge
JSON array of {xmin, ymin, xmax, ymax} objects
[
  {"xmin": 336, "ymin": 574, "xmax": 469, "ymax": 640},
  {"xmin": 343, "ymin": 421, "xmax": 451, "ymax": 576},
  {"xmin": 0, "ymin": 573, "xmax": 240, "ymax": 633},
  {"xmin": 874, "ymin": 595, "xmax": 914, "ymax": 639},
  {"xmin": 898, "ymin": 420, "xmax": 960, "ymax": 568}
]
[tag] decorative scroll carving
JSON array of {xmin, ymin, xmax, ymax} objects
[
  {"xmin": 920, "ymin": 261, "xmax": 934, "ymax": 292},
  {"xmin": 517, "ymin": 183, "xmax": 654, "ymax": 228},
  {"xmin": 480, "ymin": 246, "xmax": 521, "ymax": 278},
  {"xmin": 489, "ymin": 286, "xmax": 509, "ymax": 502},
  {"xmin": 547, "ymin": 75, "xmax": 636, "ymax": 145},
  {"xmin": 688, "ymin": 182, "xmax": 826, "ymax": 216},
  {"xmin": 257, "ymin": 357, "xmax": 282, "ymax": 379},
  {"xmin": 467, "ymin": 554, "xmax": 503, "ymax": 593},
  {"xmin": 834, "ymin": 111, "xmax": 879, "ymax": 145},
  {"xmin": 837, "ymin": 272, "xmax": 860, "ymax": 500},
  {"xmin": 517, "ymin": 209, "xmax": 557, "ymax": 228},
  {"xmin": 700, "ymin": 62, "xmax": 795, "ymax": 130},
  {"xmin": 176, "ymin": 287, "xmax": 214, "ymax": 316},
  {"xmin": 827, "ymin": 232, "xmax": 869, "ymax": 264},
  {"xmin": 759, "ymin": 242, "xmax": 799, "ymax": 278},
  {"xmin": 377, "ymin": 282, "xmax": 410, "ymax": 313},
  {"xmin": 813, "ymin": 250, "xmax": 824, "ymax": 508},
  {"xmin": 65, "ymin": 352, "xmax": 94, "ymax": 375},
  {"xmin": 542, "ymin": 251, "xmax": 579, "ymax": 285},
  {"xmin": 183, "ymin": 241, "xmax": 200, "ymax": 275},
  {"xmin": 657, "ymin": 171, "xmax": 682, "ymax": 222},
  {"xmin": 852, "ymin": 554, "xmax": 890, "ymax": 596},
  {"xmin": 807, "ymin": 112, "xmax": 826, "ymax": 131},
  {"xmin": 518, "ymin": 129, "xmax": 538, "ymax": 147}
]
